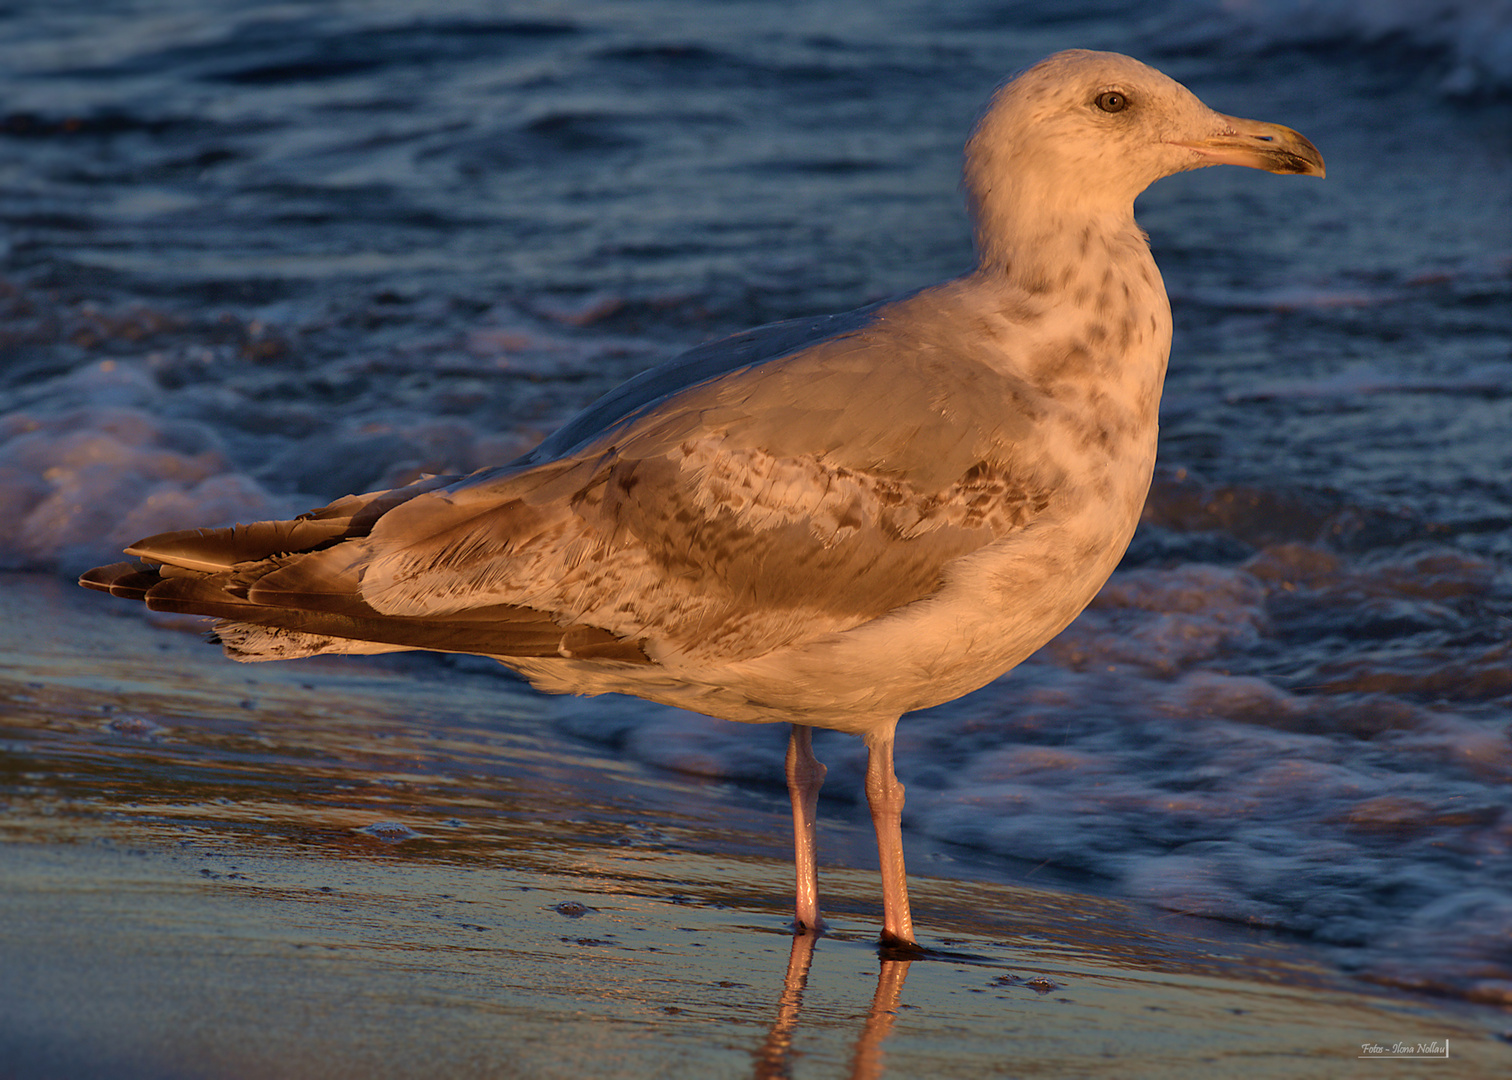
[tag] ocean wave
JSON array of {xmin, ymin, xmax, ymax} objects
[{"xmin": 1166, "ymin": 0, "xmax": 1512, "ymax": 94}]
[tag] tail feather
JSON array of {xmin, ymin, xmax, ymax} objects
[
  {"xmin": 145, "ymin": 570, "xmax": 577, "ymax": 655},
  {"xmin": 79, "ymin": 478, "xmax": 651, "ymax": 666}
]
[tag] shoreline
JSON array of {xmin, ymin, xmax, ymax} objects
[{"xmin": 3, "ymin": 572, "xmax": 1506, "ymax": 1076}]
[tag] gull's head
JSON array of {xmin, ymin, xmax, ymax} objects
[{"xmin": 966, "ymin": 49, "xmax": 1324, "ymax": 245}]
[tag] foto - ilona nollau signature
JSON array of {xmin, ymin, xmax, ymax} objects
[{"xmin": 1359, "ymin": 1041, "xmax": 1449, "ymax": 1058}]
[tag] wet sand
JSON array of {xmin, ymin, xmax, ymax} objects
[{"xmin": 2, "ymin": 573, "xmax": 1504, "ymax": 1078}]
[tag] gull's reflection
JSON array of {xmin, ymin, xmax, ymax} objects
[
  {"xmin": 753, "ymin": 932, "xmax": 912, "ymax": 1080},
  {"xmin": 849, "ymin": 954, "xmax": 910, "ymax": 1080},
  {"xmin": 752, "ymin": 931, "xmax": 816, "ymax": 1078}
]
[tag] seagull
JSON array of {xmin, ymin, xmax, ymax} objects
[{"xmin": 80, "ymin": 50, "xmax": 1323, "ymax": 948}]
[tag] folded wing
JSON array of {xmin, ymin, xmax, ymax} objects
[{"xmin": 83, "ymin": 289, "xmax": 1058, "ymax": 671}]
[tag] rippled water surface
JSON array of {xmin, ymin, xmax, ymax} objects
[{"xmin": 1, "ymin": 0, "xmax": 1510, "ymax": 1037}]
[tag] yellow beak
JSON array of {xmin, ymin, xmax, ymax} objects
[{"xmin": 1174, "ymin": 115, "xmax": 1326, "ymax": 177}]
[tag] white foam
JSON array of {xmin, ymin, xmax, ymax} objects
[{"xmin": 0, "ymin": 405, "xmax": 299, "ymax": 574}]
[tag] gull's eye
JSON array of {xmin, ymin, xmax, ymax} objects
[{"xmin": 1095, "ymin": 90, "xmax": 1128, "ymax": 113}]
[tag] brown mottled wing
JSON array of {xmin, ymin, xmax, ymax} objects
[
  {"xmin": 90, "ymin": 287, "xmax": 1059, "ymax": 667},
  {"xmin": 353, "ymin": 290, "xmax": 1059, "ymax": 663}
]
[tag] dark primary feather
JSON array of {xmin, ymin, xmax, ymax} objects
[{"xmin": 80, "ymin": 553, "xmax": 648, "ymax": 662}]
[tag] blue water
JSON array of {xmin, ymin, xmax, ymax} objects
[{"xmin": 1, "ymin": 0, "xmax": 1509, "ymax": 1005}]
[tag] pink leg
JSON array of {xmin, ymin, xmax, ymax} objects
[
  {"xmin": 864, "ymin": 729, "xmax": 915, "ymax": 947},
  {"xmin": 785, "ymin": 724, "xmax": 827, "ymax": 933}
]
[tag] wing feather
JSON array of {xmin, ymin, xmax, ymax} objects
[
  {"xmin": 349, "ymin": 287, "xmax": 1061, "ymax": 662},
  {"xmin": 85, "ymin": 283, "xmax": 1062, "ymax": 671}
]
